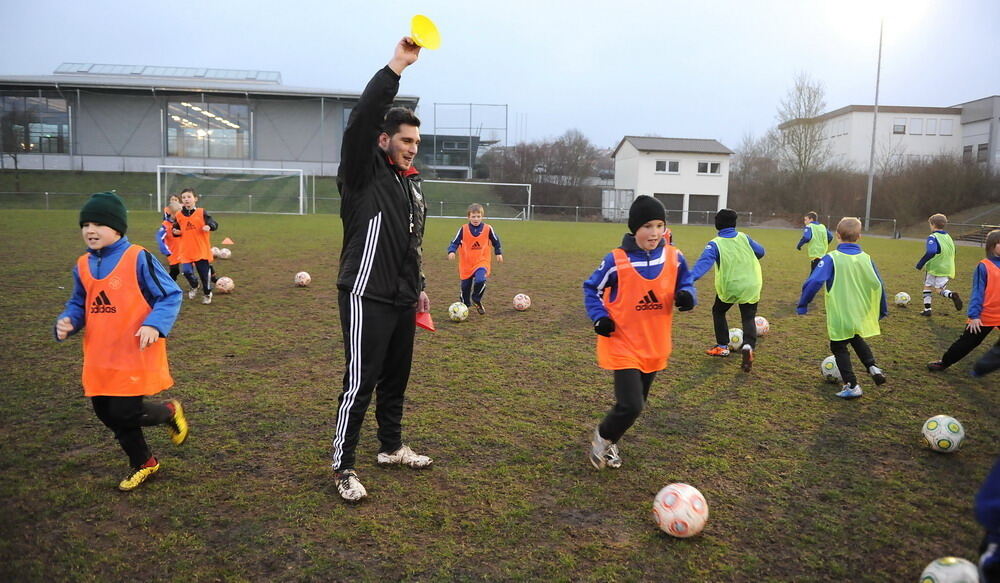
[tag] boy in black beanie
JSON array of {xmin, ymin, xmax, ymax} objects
[
  {"xmin": 690, "ymin": 208, "xmax": 766, "ymax": 372},
  {"xmin": 54, "ymin": 192, "xmax": 189, "ymax": 491},
  {"xmin": 582, "ymin": 195, "xmax": 696, "ymax": 469}
]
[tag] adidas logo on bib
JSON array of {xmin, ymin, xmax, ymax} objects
[
  {"xmin": 635, "ymin": 290, "xmax": 663, "ymax": 311},
  {"xmin": 471, "ymin": 241, "xmax": 482, "ymax": 250},
  {"xmin": 90, "ymin": 290, "xmax": 117, "ymax": 314}
]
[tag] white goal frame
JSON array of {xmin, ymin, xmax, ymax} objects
[
  {"xmin": 156, "ymin": 165, "xmax": 306, "ymax": 215},
  {"xmin": 422, "ymin": 179, "xmax": 533, "ymax": 220}
]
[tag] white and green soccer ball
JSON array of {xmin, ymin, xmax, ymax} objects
[
  {"xmin": 727, "ymin": 328, "xmax": 743, "ymax": 350},
  {"xmin": 821, "ymin": 355, "xmax": 842, "ymax": 383},
  {"xmin": 448, "ymin": 302, "xmax": 469, "ymax": 322},
  {"xmin": 894, "ymin": 291, "xmax": 911, "ymax": 306},
  {"xmin": 918, "ymin": 556, "xmax": 979, "ymax": 582},
  {"xmin": 922, "ymin": 415, "xmax": 965, "ymax": 453}
]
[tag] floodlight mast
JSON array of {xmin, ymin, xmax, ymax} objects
[{"xmin": 864, "ymin": 18, "xmax": 884, "ymax": 232}]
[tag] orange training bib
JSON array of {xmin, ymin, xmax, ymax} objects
[
  {"xmin": 162, "ymin": 219, "xmax": 182, "ymax": 266},
  {"xmin": 174, "ymin": 208, "xmax": 212, "ymax": 263},
  {"xmin": 77, "ymin": 245, "xmax": 173, "ymax": 397},
  {"xmin": 979, "ymin": 259, "xmax": 1000, "ymax": 326},
  {"xmin": 596, "ymin": 247, "xmax": 678, "ymax": 372},
  {"xmin": 458, "ymin": 223, "xmax": 492, "ymax": 280}
]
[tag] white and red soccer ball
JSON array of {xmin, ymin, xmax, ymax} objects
[
  {"xmin": 652, "ymin": 483, "xmax": 709, "ymax": 538},
  {"xmin": 215, "ymin": 276, "xmax": 235, "ymax": 293},
  {"xmin": 513, "ymin": 293, "xmax": 531, "ymax": 311},
  {"xmin": 754, "ymin": 316, "xmax": 769, "ymax": 336},
  {"xmin": 294, "ymin": 271, "xmax": 311, "ymax": 287},
  {"xmin": 218, "ymin": 248, "xmax": 232, "ymax": 259}
]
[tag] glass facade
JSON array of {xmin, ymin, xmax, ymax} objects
[
  {"xmin": 0, "ymin": 94, "xmax": 70, "ymax": 153},
  {"xmin": 167, "ymin": 100, "xmax": 249, "ymax": 158}
]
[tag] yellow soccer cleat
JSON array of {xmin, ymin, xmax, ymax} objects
[
  {"xmin": 118, "ymin": 460, "xmax": 160, "ymax": 491},
  {"xmin": 166, "ymin": 400, "xmax": 189, "ymax": 446}
]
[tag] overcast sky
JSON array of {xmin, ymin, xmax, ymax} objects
[{"xmin": 2, "ymin": 0, "xmax": 997, "ymax": 150}]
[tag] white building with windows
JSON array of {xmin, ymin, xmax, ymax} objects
[
  {"xmin": 779, "ymin": 96, "xmax": 998, "ymax": 173},
  {"xmin": 608, "ymin": 136, "xmax": 733, "ymax": 225}
]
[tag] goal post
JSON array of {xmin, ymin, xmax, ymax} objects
[
  {"xmin": 421, "ymin": 179, "xmax": 532, "ymax": 220},
  {"xmin": 156, "ymin": 165, "xmax": 306, "ymax": 215}
]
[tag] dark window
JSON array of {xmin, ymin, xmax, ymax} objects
[
  {"xmin": 668, "ymin": 160, "xmax": 679, "ymax": 173},
  {"xmin": 0, "ymin": 95, "xmax": 70, "ymax": 154},
  {"xmin": 655, "ymin": 160, "xmax": 666, "ymax": 172},
  {"xmin": 963, "ymin": 145, "xmax": 974, "ymax": 163},
  {"xmin": 977, "ymin": 144, "xmax": 989, "ymax": 163}
]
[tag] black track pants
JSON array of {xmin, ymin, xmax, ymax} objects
[
  {"xmin": 940, "ymin": 326, "xmax": 996, "ymax": 368},
  {"xmin": 712, "ymin": 297, "xmax": 758, "ymax": 349},
  {"xmin": 91, "ymin": 396, "xmax": 173, "ymax": 468},
  {"xmin": 332, "ymin": 291, "xmax": 415, "ymax": 471},
  {"xmin": 598, "ymin": 369, "xmax": 656, "ymax": 443},
  {"xmin": 830, "ymin": 335, "xmax": 876, "ymax": 386}
]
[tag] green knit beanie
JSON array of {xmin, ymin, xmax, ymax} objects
[{"xmin": 79, "ymin": 192, "xmax": 128, "ymax": 235}]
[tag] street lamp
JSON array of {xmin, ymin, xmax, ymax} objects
[{"xmin": 863, "ymin": 18, "xmax": 884, "ymax": 232}]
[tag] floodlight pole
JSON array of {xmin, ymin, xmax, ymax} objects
[{"xmin": 864, "ymin": 18, "xmax": 884, "ymax": 232}]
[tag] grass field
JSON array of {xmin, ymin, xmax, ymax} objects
[{"xmin": 1, "ymin": 210, "xmax": 997, "ymax": 582}]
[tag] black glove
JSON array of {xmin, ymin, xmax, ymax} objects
[
  {"xmin": 594, "ymin": 317, "xmax": 615, "ymax": 337},
  {"xmin": 675, "ymin": 290, "xmax": 694, "ymax": 312}
]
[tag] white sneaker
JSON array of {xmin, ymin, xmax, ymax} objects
[
  {"xmin": 187, "ymin": 287, "xmax": 198, "ymax": 300},
  {"xmin": 202, "ymin": 292, "xmax": 213, "ymax": 305},
  {"xmin": 376, "ymin": 444, "xmax": 432, "ymax": 468},
  {"xmin": 335, "ymin": 469, "xmax": 367, "ymax": 502},
  {"xmin": 836, "ymin": 384, "xmax": 863, "ymax": 399},
  {"xmin": 605, "ymin": 443, "xmax": 622, "ymax": 469},
  {"xmin": 589, "ymin": 427, "xmax": 611, "ymax": 470}
]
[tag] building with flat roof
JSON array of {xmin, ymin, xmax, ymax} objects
[
  {"xmin": 609, "ymin": 136, "xmax": 733, "ymax": 224},
  {"xmin": 778, "ymin": 96, "xmax": 998, "ymax": 174},
  {"xmin": 0, "ymin": 62, "xmax": 419, "ymax": 176}
]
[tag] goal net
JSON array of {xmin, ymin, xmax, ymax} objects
[
  {"xmin": 157, "ymin": 165, "xmax": 305, "ymax": 214},
  {"xmin": 421, "ymin": 180, "xmax": 532, "ymax": 220}
]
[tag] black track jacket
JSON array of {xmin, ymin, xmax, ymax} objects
[{"xmin": 336, "ymin": 66, "xmax": 426, "ymax": 307}]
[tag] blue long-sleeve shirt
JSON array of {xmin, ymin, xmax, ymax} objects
[
  {"xmin": 796, "ymin": 243, "xmax": 888, "ymax": 318},
  {"xmin": 583, "ymin": 234, "xmax": 696, "ymax": 322},
  {"xmin": 447, "ymin": 222, "xmax": 502, "ymax": 255},
  {"xmin": 976, "ymin": 457, "xmax": 1000, "ymax": 551},
  {"xmin": 55, "ymin": 236, "xmax": 183, "ymax": 340},
  {"xmin": 690, "ymin": 228, "xmax": 766, "ymax": 281},
  {"xmin": 796, "ymin": 221, "xmax": 834, "ymax": 250},
  {"xmin": 915, "ymin": 230, "xmax": 948, "ymax": 270},
  {"xmin": 967, "ymin": 257, "xmax": 1000, "ymax": 319}
]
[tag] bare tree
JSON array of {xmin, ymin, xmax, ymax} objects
[
  {"xmin": 776, "ymin": 72, "xmax": 830, "ymax": 195},
  {"xmin": 0, "ymin": 109, "xmax": 37, "ymax": 191}
]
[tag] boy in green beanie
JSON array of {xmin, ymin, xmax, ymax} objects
[{"xmin": 54, "ymin": 192, "xmax": 190, "ymax": 490}]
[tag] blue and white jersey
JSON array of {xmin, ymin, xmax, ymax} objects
[{"xmin": 582, "ymin": 234, "xmax": 696, "ymax": 322}]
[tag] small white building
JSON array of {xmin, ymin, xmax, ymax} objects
[{"xmin": 608, "ymin": 136, "xmax": 733, "ymax": 225}]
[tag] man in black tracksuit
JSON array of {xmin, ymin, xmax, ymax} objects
[{"xmin": 332, "ymin": 37, "xmax": 433, "ymax": 502}]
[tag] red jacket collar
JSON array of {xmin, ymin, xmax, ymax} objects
[{"xmin": 385, "ymin": 155, "xmax": 420, "ymax": 177}]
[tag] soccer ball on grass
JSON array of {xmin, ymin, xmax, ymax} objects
[
  {"xmin": 922, "ymin": 415, "xmax": 965, "ymax": 453},
  {"xmin": 918, "ymin": 556, "xmax": 978, "ymax": 582},
  {"xmin": 294, "ymin": 271, "xmax": 311, "ymax": 287},
  {"xmin": 513, "ymin": 293, "xmax": 531, "ymax": 311},
  {"xmin": 821, "ymin": 355, "xmax": 842, "ymax": 383},
  {"xmin": 448, "ymin": 302, "xmax": 469, "ymax": 322},
  {"xmin": 652, "ymin": 483, "xmax": 709, "ymax": 538},
  {"xmin": 215, "ymin": 276, "xmax": 235, "ymax": 294},
  {"xmin": 218, "ymin": 248, "xmax": 232, "ymax": 259},
  {"xmin": 894, "ymin": 291, "xmax": 911, "ymax": 306},
  {"xmin": 754, "ymin": 316, "xmax": 769, "ymax": 336},
  {"xmin": 727, "ymin": 328, "xmax": 743, "ymax": 351}
]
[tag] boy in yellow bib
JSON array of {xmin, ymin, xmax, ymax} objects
[
  {"xmin": 583, "ymin": 196, "xmax": 696, "ymax": 468},
  {"xmin": 796, "ymin": 211, "xmax": 833, "ymax": 273},
  {"xmin": 797, "ymin": 217, "xmax": 889, "ymax": 399},
  {"xmin": 54, "ymin": 192, "xmax": 189, "ymax": 490},
  {"xmin": 915, "ymin": 213, "xmax": 962, "ymax": 317}
]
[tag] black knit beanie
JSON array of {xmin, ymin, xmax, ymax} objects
[
  {"xmin": 715, "ymin": 208, "xmax": 738, "ymax": 231},
  {"xmin": 79, "ymin": 192, "xmax": 128, "ymax": 235},
  {"xmin": 628, "ymin": 195, "xmax": 666, "ymax": 234}
]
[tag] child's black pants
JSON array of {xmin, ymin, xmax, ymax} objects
[
  {"xmin": 712, "ymin": 296, "xmax": 758, "ymax": 349},
  {"xmin": 91, "ymin": 396, "xmax": 173, "ymax": 468},
  {"xmin": 940, "ymin": 326, "xmax": 996, "ymax": 368},
  {"xmin": 599, "ymin": 369, "xmax": 656, "ymax": 443},
  {"xmin": 830, "ymin": 335, "xmax": 876, "ymax": 386}
]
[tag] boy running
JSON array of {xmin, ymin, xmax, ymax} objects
[
  {"xmin": 447, "ymin": 203, "xmax": 503, "ymax": 314},
  {"xmin": 915, "ymin": 213, "xmax": 963, "ymax": 316}
]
